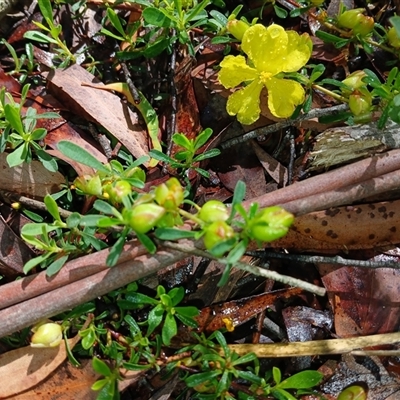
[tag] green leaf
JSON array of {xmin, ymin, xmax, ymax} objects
[
  {"xmin": 218, "ymin": 263, "xmax": 232, "ymax": 287},
  {"xmin": 162, "ymin": 312, "xmax": 177, "ymax": 345},
  {"xmin": 100, "ymin": 28, "xmax": 125, "ymax": 42},
  {"xmin": 175, "ymin": 312, "xmax": 198, "ymax": 328},
  {"xmin": 143, "ymin": 7, "xmax": 173, "ymax": 28},
  {"xmin": 309, "ymin": 64, "xmax": 325, "ymax": 82},
  {"xmin": 147, "ymin": 304, "xmax": 164, "ymax": 335},
  {"xmin": 97, "ymin": 379, "xmax": 118, "ymax": 400},
  {"xmin": 124, "ymin": 314, "xmax": 141, "ymax": 335},
  {"xmin": 185, "ymin": 370, "xmax": 221, "ymax": 388},
  {"xmin": 46, "ymin": 254, "xmax": 69, "ymax": 276},
  {"xmin": 106, "ymin": 7, "xmax": 126, "ymax": 37},
  {"xmin": 44, "ymin": 194, "xmax": 61, "ymax": 221},
  {"xmin": 229, "ymin": 180, "xmax": 246, "ymax": 220},
  {"xmin": 193, "ymin": 127, "xmax": 213, "ymax": 150},
  {"xmin": 209, "ymin": 10, "xmax": 228, "ymax": 27},
  {"xmin": 136, "ymin": 232, "xmax": 157, "ymax": 254},
  {"xmin": 143, "ymin": 37, "xmax": 171, "ymax": 58},
  {"xmin": 23, "ymin": 252, "xmax": 52, "ymax": 274},
  {"xmin": 38, "ymin": 0, "xmax": 55, "ymax": 26},
  {"xmin": 290, "ymin": 7, "xmax": 306, "ymax": 17},
  {"xmin": 21, "ymin": 222, "xmax": 58, "ymax": 236},
  {"xmin": 125, "ymin": 292, "xmax": 159, "ymax": 306},
  {"xmin": 91, "ymin": 378, "xmax": 108, "ymax": 391},
  {"xmin": 79, "ymin": 214, "xmax": 104, "ymax": 227},
  {"xmin": 193, "ymin": 148, "xmax": 221, "ymax": 162},
  {"xmin": 154, "ymin": 228, "xmax": 197, "ymax": 240},
  {"xmin": 93, "ymin": 200, "xmax": 120, "ymax": 217},
  {"xmin": 271, "ymin": 388, "xmax": 297, "ymax": 400},
  {"xmin": 148, "ymin": 149, "xmax": 177, "ymax": 165},
  {"xmin": 7, "ymin": 144, "xmax": 28, "ymax": 168},
  {"xmin": 184, "ymin": 0, "xmax": 210, "ymax": 24},
  {"xmin": 315, "ymin": 30, "xmax": 345, "ymax": 44},
  {"xmin": 30, "ymin": 127, "xmax": 47, "ymax": 141},
  {"xmin": 277, "ymin": 370, "xmax": 324, "ymax": 389},
  {"xmin": 97, "ymin": 217, "xmax": 122, "ymax": 228},
  {"xmin": 172, "ymin": 133, "xmax": 193, "ymax": 151},
  {"xmin": 273, "ymin": 366, "xmax": 282, "ymax": 385},
  {"xmin": 36, "ymin": 149, "xmax": 58, "ymax": 172},
  {"xmin": 23, "ymin": 30, "xmax": 58, "ymax": 44},
  {"xmin": 66, "ymin": 212, "xmax": 81, "ymax": 228},
  {"xmin": 216, "ymin": 369, "xmax": 230, "ymax": 397},
  {"xmin": 57, "ymin": 140, "xmax": 110, "ymax": 173},
  {"xmin": 92, "ymin": 356, "xmax": 112, "ymax": 376},
  {"xmin": 4, "ymin": 103, "xmax": 24, "ymax": 135},
  {"xmin": 232, "ymin": 352, "xmax": 257, "ymax": 366},
  {"xmin": 274, "ymin": 4, "xmax": 288, "ymax": 18},
  {"xmin": 106, "ymin": 233, "xmax": 126, "ymax": 267}
]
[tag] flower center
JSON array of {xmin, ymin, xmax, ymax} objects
[{"xmin": 260, "ymin": 71, "xmax": 273, "ymax": 84}]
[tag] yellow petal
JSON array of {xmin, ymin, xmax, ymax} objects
[
  {"xmin": 226, "ymin": 79, "xmax": 264, "ymax": 125},
  {"xmin": 218, "ymin": 55, "xmax": 258, "ymax": 88},
  {"xmin": 266, "ymin": 77, "xmax": 305, "ymax": 118},
  {"xmin": 281, "ymin": 31, "xmax": 313, "ymax": 72},
  {"xmin": 242, "ymin": 24, "xmax": 288, "ymax": 75}
]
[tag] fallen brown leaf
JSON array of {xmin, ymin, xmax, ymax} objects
[
  {"xmin": 0, "ymin": 153, "xmax": 64, "ymax": 199},
  {"xmin": 43, "ymin": 64, "xmax": 150, "ymax": 165}
]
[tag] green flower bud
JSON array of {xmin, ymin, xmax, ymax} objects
[
  {"xmin": 154, "ymin": 178, "xmax": 184, "ymax": 210},
  {"xmin": 337, "ymin": 9, "xmax": 365, "ymax": 29},
  {"xmin": 31, "ymin": 322, "xmax": 62, "ymax": 348},
  {"xmin": 124, "ymin": 203, "xmax": 165, "ymax": 233},
  {"xmin": 198, "ymin": 200, "xmax": 229, "ymax": 223},
  {"xmin": 388, "ymin": 27, "xmax": 400, "ymax": 48},
  {"xmin": 349, "ymin": 90, "xmax": 372, "ymax": 116},
  {"xmin": 103, "ymin": 180, "xmax": 132, "ymax": 204},
  {"xmin": 338, "ymin": 9, "xmax": 374, "ymax": 36},
  {"xmin": 337, "ymin": 385, "xmax": 367, "ymax": 400},
  {"xmin": 124, "ymin": 166, "xmax": 146, "ymax": 182},
  {"xmin": 74, "ymin": 175, "xmax": 102, "ymax": 196},
  {"xmin": 342, "ymin": 70, "xmax": 366, "ymax": 94},
  {"xmin": 227, "ymin": 19, "xmax": 250, "ymax": 41},
  {"xmin": 352, "ymin": 15, "xmax": 374, "ymax": 36},
  {"xmin": 203, "ymin": 221, "xmax": 235, "ymax": 252},
  {"xmin": 249, "ymin": 206, "xmax": 294, "ymax": 242}
]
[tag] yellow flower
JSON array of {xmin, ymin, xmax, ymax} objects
[{"xmin": 218, "ymin": 24, "xmax": 313, "ymax": 124}]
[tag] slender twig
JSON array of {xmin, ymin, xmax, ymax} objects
[
  {"xmin": 220, "ymin": 104, "xmax": 349, "ymax": 150},
  {"xmin": 247, "ymin": 251, "xmax": 400, "ymax": 269},
  {"xmin": 228, "ymin": 331, "xmax": 400, "ymax": 357},
  {"xmin": 161, "ymin": 241, "xmax": 326, "ymax": 296}
]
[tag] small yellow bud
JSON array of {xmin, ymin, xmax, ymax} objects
[
  {"xmin": 31, "ymin": 322, "xmax": 63, "ymax": 348},
  {"xmin": 11, "ymin": 202, "xmax": 21, "ymax": 210}
]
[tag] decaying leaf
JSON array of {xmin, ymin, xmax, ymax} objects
[
  {"xmin": 196, "ymin": 287, "xmax": 303, "ymax": 332},
  {"xmin": 0, "ymin": 337, "xmax": 80, "ymax": 398},
  {"xmin": 268, "ymin": 200, "xmax": 400, "ymax": 250},
  {"xmin": 320, "ymin": 265, "xmax": 400, "ymax": 337},
  {"xmin": 43, "ymin": 64, "xmax": 150, "ymax": 165},
  {"xmin": 0, "ymin": 153, "xmax": 64, "ymax": 199}
]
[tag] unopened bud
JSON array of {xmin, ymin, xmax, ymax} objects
[
  {"xmin": 31, "ymin": 322, "xmax": 62, "ymax": 348},
  {"xmin": 227, "ymin": 19, "xmax": 250, "ymax": 41}
]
